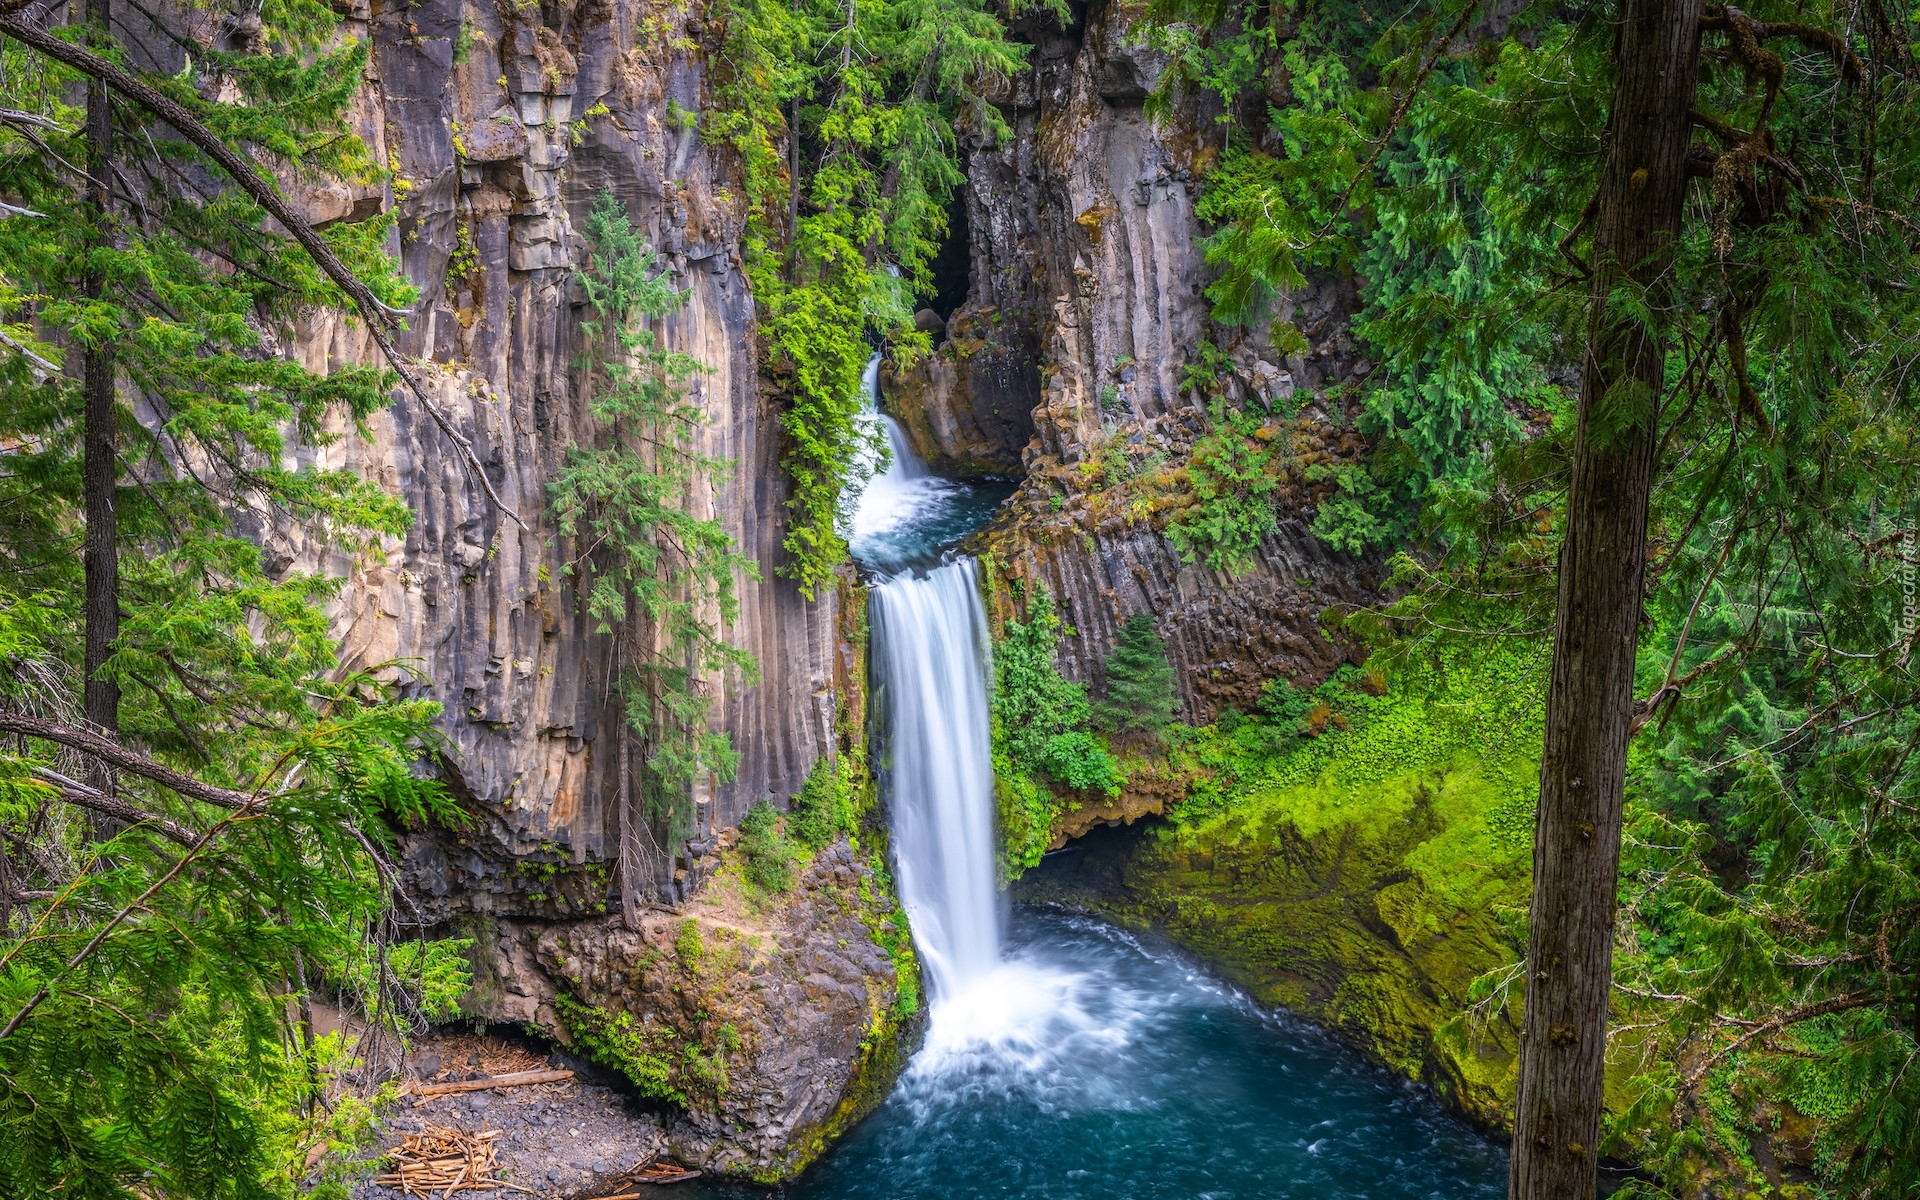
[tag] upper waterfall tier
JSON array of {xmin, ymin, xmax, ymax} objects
[{"xmin": 845, "ymin": 352, "xmax": 1011, "ymax": 578}]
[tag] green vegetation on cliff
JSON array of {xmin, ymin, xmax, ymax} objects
[
  {"xmin": 705, "ymin": 0, "xmax": 1056, "ymax": 595},
  {"xmin": 553, "ymin": 195, "xmax": 759, "ymax": 850},
  {"xmin": 988, "ymin": 585, "xmax": 1123, "ymax": 878},
  {"xmin": 1093, "ymin": 614, "xmax": 1180, "ymax": 740}
]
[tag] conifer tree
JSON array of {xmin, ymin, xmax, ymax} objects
[
  {"xmin": 1095, "ymin": 613, "xmax": 1180, "ymax": 740},
  {"xmin": 551, "ymin": 195, "xmax": 758, "ymax": 926},
  {"xmin": 0, "ymin": 1, "xmax": 475, "ymax": 1191}
]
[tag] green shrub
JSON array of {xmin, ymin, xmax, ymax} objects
[
  {"xmin": 737, "ymin": 800, "xmax": 795, "ymax": 893},
  {"xmin": 789, "ymin": 756, "xmax": 856, "ymax": 850},
  {"xmin": 991, "ymin": 587, "xmax": 1123, "ymax": 877},
  {"xmin": 1039, "ymin": 731, "xmax": 1125, "ymax": 792},
  {"xmin": 387, "ymin": 938, "xmax": 475, "ymax": 1024},
  {"xmin": 673, "ymin": 918, "xmax": 705, "ymax": 966},
  {"xmin": 554, "ymin": 992, "xmax": 685, "ymax": 1105}
]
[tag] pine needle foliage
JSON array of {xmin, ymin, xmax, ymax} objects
[
  {"xmin": 1094, "ymin": 614, "xmax": 1180, "ymax": 740},
  {"xmin": 552, "ymin": 196, "xmax": 759, "ymax": 836},
  {"xmin": 0, "ymin": 2, "xmax": 472, "ymax": 1193}
]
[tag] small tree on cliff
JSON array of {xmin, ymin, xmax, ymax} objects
[
  {"xmin": 551, "ymin": 194, "xmax": 759, "ymax": 927},
  {"xmin": 1095, "ymin": 613, "xmax": 1180, "ymax": 741}
]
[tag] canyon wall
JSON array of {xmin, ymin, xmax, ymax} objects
[
  {"xmin": 889, "ymin": 0, "xmax": 1384, "ymax": 721},
  {"xmin": 885, "ymin": 0, "xmax": 1538, "ymax": 1138},
  {"xmin": 259, "ymin": 0, "xmax": 900, "ymax": 1175},
  {"xmin": 289, "ymin": 0, "xmax": 838, "ymax": 920}
]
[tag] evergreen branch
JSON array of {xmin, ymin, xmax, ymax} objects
[
  {"xmin": 0, "ymin": 712, "xmax": 251, "ymax": 809},
  {"xmin": 1677, "ymin": 990, "xmax": 1880, "ymax": 1099},
  {"xmin": 28, "ymin": 766, "xmax": 199, "ymax": 847},
  {"xmin": 0, "ymin": 788, "xmax": 269, "ymax": 1041},
  {"xmin": 0, "ymin": 329, "xmax": 57, "ymax": 374},
  {"xmin": 0, "ymin": 13, "xmax": 526, "ymax": 529}
]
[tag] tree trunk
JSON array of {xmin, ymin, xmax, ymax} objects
[
  {"xmin": 81, "ymin": 0, "xmax": 120, "ymax": 838},
  {"xmin": 617, "ymin": 712, "xmax": 641, "ymax": 930},
  {"xmin": 1509, "ymin": 0, "xmax": 1703, "ymax": 1195}
]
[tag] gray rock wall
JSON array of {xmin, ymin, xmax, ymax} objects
[
  {"xmin": 291, "ymin": 0, "xmax": 838, "ymax": 920},
  {"xmin": 915, "ymin": 0, "xmax": 1382, "ymax": 717}
]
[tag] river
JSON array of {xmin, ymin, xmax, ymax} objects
[{"xmin": 690, "ymin": 356, "xmax": 1508, "ymax": 1198}]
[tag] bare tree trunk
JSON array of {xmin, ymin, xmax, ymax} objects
[
  {"xmin": 618, "ymin": 717, "xmax": 641, "ymax": 930},
  {"xmin": 1509, "ymin": 0, "xmax": 1703, "ymax": 1195},
  {"xmin": 81, "ymin": 0, "xmax": 120, "ymax": 840}
]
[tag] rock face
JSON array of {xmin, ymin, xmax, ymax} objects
[
  {"xmin": 468, "ymin": 840, "xmax": 917, "ymax": 1180},
  {"xmin": 878, "ymin": 0, "xmax": 1383, "ymax": 718},
  {"xmin": 270, "ymin": 0, "xmax": 904, "ymax": 1177},
  {"xmin": 290, "ymin": 0, "xmax": 838, "ymax": 918}
]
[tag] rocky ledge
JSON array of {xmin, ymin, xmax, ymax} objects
[{"xmin": 451, "ymin": 837, "xmax": 920, "ymax": 1182}]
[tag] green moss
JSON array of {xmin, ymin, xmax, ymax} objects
[
  {"xmin": 1018, "ymin": 640, "xmax": 1557, "ymax": 1129},
  {"xmin": 554, "ymin": 992, "xmax": 688, "ymax": 1106}
]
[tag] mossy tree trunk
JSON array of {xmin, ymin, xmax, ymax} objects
[{"xmin": 1510, "ymin": 0, "xmax": 1703, "ymax": 1195}]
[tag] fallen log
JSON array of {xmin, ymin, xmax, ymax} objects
[{"xmin": 406, "ymin": 1068, "xmax": 573, "ymax": 1099}]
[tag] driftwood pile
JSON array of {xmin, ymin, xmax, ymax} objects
[
  {"xmin": 372, "ymin": 1124, "xmax": 524, "ymax": 1195},
  {"xmin": 584, "ymin": 1158, "xmax": 704, "ymax": 1199}
]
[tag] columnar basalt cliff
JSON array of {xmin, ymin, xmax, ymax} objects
[
  {"xmin": 268, "ymin": 0, "xmax": 901, "ymax": 1176},
  {"xmin": 286, "ymin": 0, "xmax": 839, "ymax": 913},
  {"xmin": 887, "ymin": 0, "xmax": 1382, "ymax": 721}
]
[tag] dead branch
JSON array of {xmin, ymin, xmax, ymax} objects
[{"xmin": 0, "ymin": 713, "xmax": 251, "ymax": 810}]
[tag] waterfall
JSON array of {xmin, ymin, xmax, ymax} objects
[
  {"xmin": 869, "ymin": 558, "xmax": 1002, "ymax": 1002},
  {"xmin": 846, "ymin": 350, "xmax": 1002, "ymax": 1000},
  {"xmin": 848, "ymin": 353, "xmax": 928, "ymax": 557},
  {"xmin": 861, "ymin": 351, "xmax": 925, "ymax": 480}
]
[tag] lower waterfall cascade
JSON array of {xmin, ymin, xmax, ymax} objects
[{"xmin": 676, "ymin": 359, "xmax": 1510, "ymax": 1198}]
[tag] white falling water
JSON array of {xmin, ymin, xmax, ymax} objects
[
  {"xmin": 869, "ymin": 559, "xmax": 1002, "ymax": 1000},
  {"xmin": 848, "ymin": 347, "xmax": 1095, "ymax": 1086},
  {"xmin": 845, "ymin": 352, "xmax": 977, "ymax": 576}
]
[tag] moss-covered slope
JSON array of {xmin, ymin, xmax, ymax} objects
[{"xmin": 1015, "ymin": 644, "xmax": 1549, "ymax": 1128}]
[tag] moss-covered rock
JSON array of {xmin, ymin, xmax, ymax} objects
[
  {"xmin": 1014, "ymin": 643, "xmax": 1551, "ymax": 1132},
  {"xmin": 511, "ymin": 838, "xmax": 918, "ymax": 1182}
]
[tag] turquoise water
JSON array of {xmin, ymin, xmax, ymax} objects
[
  {"xmin": 813, "ymin": 388, "xmax": 1508, "ymax": 1200},
  {"xmin": 688, "ymin": 909, "xmax": 1508, "ymax": 1200}
]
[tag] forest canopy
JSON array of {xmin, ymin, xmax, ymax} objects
[{"xmin": 1151, "ymin": 0, "xmax": 1920, "ymax": 1193}]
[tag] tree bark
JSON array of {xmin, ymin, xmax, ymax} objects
[
  {"xmin": 80, "ymin": 0, "xmax": 119, "ymax": 840},
  {"xmin": 617, "ymin": 707, "xmax": 641, "ymax": 930},
  {"xmin": 1509, "ymin": 0, "xmax": 1703, "ymax": 1195}
]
